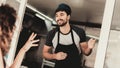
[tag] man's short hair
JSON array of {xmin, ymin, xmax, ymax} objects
[{"xmin": 55, "ymin": 3, "xmax": 72, "ymax": 15}]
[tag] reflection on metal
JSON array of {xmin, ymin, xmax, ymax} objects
[
  {"xmin": 17, "ymin": 0, "xmax": 52, "ymax": 22},
  {"xmin": 35, "ymin": 13, "xmax": 45, "ymax": 20},
  {"xmin": 94, "ymin": 0, "xmax": 116, "ymax": 68},
  {"xmin": 26, "ymin": 4, "xmax": 57, "ymax": 31},
  {"xmin": 116, "ymin": 27, "xmax": 120, "ymax": 31},
  {"xmin": 87, "ymin": 35, "xmax": 99, "ymax": 40},
  {"xmin": 26, "ymin": 4, "xmax": 53, "ymax": 22},
  {"xmin": 41, "ymin": 59, "xmax": 55, "ymax": 68}
]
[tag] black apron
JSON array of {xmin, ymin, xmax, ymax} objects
[{"xmin": 54, "ymin": 29, "xmax": 83, "ymax": 68}]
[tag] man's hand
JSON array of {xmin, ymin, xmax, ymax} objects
[
  {"xmin": 88, "ymin": 38, "xmax": 96, "ymax": 49},
  {"xmin": 54, "ymin": 52, "xmax": 67, "ymax": 60}
]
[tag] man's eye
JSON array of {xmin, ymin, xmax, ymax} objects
[{"xmin": 61, "ymin": 13, "xmax": 64, "ymax": 16}]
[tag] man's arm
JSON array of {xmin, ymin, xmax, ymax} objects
[
  {"xmin": 80, "ymin": 38, "xmax": 96, "ymax": 56},
  {"xmin": 43, "ymin": 45, "xmax": 67, "ymax": 60},
  {"xmin": 80, "ymin": 42, "xmax": 92, "ymax": 56},
  {"xmin": 43, "ymin": 45, "xmax": 55, "ymax": 60}
]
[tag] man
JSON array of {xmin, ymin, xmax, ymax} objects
[{"xmin": 43, "ymin": 3, "xmax": 96, "ymax": 68}]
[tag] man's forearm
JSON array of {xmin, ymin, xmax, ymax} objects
[
  {"xmin": 84, "ymin": 48, "xmax": 92, "ymax": 56},
  {"xmin": 43, "ymin": 53, "xmax": 56, "ymax": 60}
]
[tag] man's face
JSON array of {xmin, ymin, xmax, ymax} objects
[{"xmin": 55, "ymin": 11, "xmax": 70, "ymax": 27}]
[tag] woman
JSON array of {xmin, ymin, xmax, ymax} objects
[{"xmin": 0, "ymin": 4, "xmax": 39, "ymax": 68}]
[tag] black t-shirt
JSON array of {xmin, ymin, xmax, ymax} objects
[{"xmin": 45, "ymin": 25, "xmax": 86, "ymax": 52}]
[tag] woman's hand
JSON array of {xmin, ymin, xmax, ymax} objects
[{"xmin": 22, "ymin": 33, "xmax": 40, "ymax": 52}]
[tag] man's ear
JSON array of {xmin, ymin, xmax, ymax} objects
[{"xmin": 67, "ymin": 15, "xmax": 70, "ymax": 20}]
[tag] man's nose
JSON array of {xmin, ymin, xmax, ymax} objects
[{"xmin": 56, "ymin": 16, "xmax": 61, "ymax": 20}]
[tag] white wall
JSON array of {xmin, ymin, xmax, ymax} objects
[{"xmin": 104, "ymin": 30, "xmax": 120, "ymax": 68}]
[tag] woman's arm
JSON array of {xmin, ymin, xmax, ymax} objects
[
  {"xmin": 0, "ymin": 48, "xmax": 4, "ymax": 68},
  {"xmin": 10, "ymin": 33, "xmax": 39, "ymax": 68}
]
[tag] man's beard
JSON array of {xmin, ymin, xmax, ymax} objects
[{"xmin": 57, "ymin": 19, "xmax": 67, "ymax": 27}]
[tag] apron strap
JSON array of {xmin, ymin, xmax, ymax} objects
[
  {"xmin": 71, "ymin": 29, "xmax": 75, "ymax": 44},
  {"xmin": 57, "ymin": 28, "xmax": 60, "ymax": 44}
]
